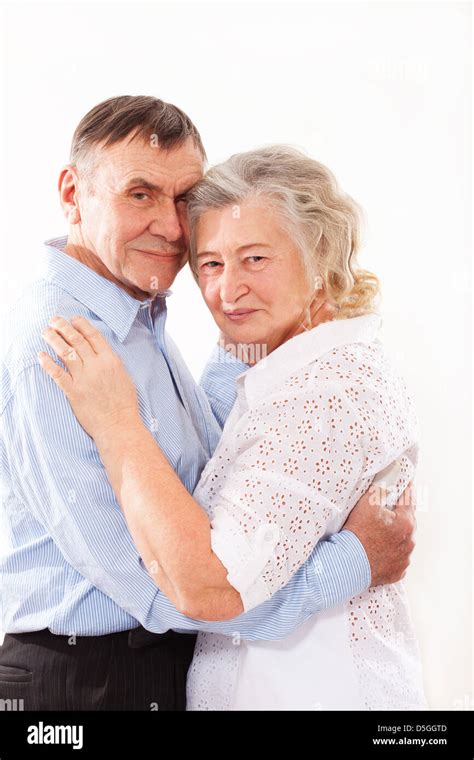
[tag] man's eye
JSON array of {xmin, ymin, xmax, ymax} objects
[
  {"xmin": 175, "ymin": 196, "xmax": 188, "ymax": 205},
  {"xmin": 132, "ymin": 192, "xmax": 150, "ymax": 201}
]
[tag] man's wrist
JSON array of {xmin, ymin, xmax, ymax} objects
[
  {"xmin": 310, "ymin": 530, "xmax": 371, "ymax": 610},
  {"xmin": 337, "ymin": 529, "xmax": 372, "ymax": 589}
]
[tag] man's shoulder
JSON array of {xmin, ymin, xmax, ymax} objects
[{"xmin": 1, "ymin": 279, "xmax": 85, "ymax": 408}]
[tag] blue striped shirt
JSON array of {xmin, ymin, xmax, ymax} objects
[{"xmin": 0, "ymin": 237, "xmax": 370, "ymax": 639}]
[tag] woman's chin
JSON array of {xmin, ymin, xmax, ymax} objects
[{"xmin": 221, "ymin": 328, "xmax": 262, "ymax": 346}]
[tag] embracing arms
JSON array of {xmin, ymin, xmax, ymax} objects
[{"xmin": 39, "ymin": 316, "xmax": 417, "ymax": 622}]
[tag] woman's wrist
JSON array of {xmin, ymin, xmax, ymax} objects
[{"xmin": 93, "ymin": 410, "xmax": 144, "ymax": 452}]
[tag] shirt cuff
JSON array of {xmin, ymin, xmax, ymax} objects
[
  {"xmin": 309, "ymin": 530, "xmax": 371, "ymax": 610},
  {"xmin": 200, "ymin": 344, "xmax": 250, "ymax": 429}
]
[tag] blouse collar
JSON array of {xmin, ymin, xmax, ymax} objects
[{"xmin": 236, "ymin": 313, "xmax": 382, "ymax": 409}]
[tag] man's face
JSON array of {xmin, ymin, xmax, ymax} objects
[{"xmin": 74, "ymin": 136, "xmax": 204, "ymax": 296}]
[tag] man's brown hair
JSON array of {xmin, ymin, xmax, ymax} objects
[{"xmin": 70, "ymin": 95, "xmax": 206, "ymax": 167}]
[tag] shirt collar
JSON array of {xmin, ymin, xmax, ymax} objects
[
  {"xmin": 41, "ymin": 237, "xmax": 172, "ymax": 342},
  {"xmin": 236, "ymin": 313, "xmax": 382, "ymax": 408}
]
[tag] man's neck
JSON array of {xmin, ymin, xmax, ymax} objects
[{"xmin": 63, "ymin": 241, "xmax": 151, "ymax": 302}]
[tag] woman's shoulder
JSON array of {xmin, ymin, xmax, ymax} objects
[
  {"xmin": 279, "ymin": 337, "xmax": 402, "ymax": 394},
  {"xmin": 273, "ymin": 337, "xmax": 417, "ymax": 428},
  {"xmin": 240, "ymin": 332, "xmax": 416, "ymax": 440}
]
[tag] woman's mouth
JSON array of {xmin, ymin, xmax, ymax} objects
[{"xmin": 223, "ymin": 309, "xmax": 259, "ymax": 322}]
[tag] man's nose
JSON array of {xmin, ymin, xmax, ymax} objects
[
  {"xmin": 148, "ymin": 200, "xmax": 183, "ymax": 243},
  {"xmin": 219, "ymin": 264, "xmax": 248, "ymax": 304}
]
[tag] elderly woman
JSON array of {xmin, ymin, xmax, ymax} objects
[{"xmin": 39, "ymin": 146, "xmax": 426, "ymax": 710}]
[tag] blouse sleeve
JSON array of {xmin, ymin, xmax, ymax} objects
[{"xmin": 209, "ymin": 378, "xmax": 407, "ymax": 611}]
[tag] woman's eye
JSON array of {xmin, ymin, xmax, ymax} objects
[
  {"xmin": 247, "ymin": 255, "xmax": 265, "ymax": 264},
  {"xmin": 201, "ymin": 261, "xmax": 221, "ymax": 270}
]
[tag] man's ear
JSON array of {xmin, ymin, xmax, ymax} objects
[{"xmin": 58, "ymin": 165, "xmax": 81, "ymax": 224}]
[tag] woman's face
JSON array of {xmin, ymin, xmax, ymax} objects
[{"xmin": 194, "ymin": 199, "xmax": 314, "ymax": 354}]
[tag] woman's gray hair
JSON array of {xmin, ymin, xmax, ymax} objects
[{"xmin": 187, "ymin": 145, "xmax": 379, "ymax": 318}]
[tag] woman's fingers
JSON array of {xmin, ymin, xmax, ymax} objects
[
  {"xmin": 37, "ymin": 352, "xmax": 74, "ymax": 394},
  {"xmin": 41, "ymin": 314, "xmax": 114, "ymax": 372},
  {"xmin": 47, "ymin": 316, "xmax": 96, "ymax": 360},
  {"xmin": 41, "ymin": 326, "xmax": 83, "ymax": 371},
  {"xmin": 70, "ymin": 315, "xmax": 113, "ymax": 354}
]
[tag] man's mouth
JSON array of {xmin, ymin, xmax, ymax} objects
[{"xmin": 135, "ymin": 248, "xmax": 183, "ymax": 259}]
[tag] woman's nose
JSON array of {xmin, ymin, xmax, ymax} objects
[{"xmin": 219, "ymin": 265, "xmax": 249, "ymax": 304}]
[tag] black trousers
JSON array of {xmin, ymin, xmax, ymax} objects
[{"xmin": 0, "ymin": 627, "xmax": 197, "ymax": 711}]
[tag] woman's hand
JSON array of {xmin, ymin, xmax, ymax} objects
[{"xmin": 38, "ymin": 315, "xmax": 140, "ymax": 441}]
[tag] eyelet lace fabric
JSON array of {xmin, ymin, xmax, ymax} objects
[{"xmin": 187, "ymin": 321, "xmax": 426, "ymax": 710}]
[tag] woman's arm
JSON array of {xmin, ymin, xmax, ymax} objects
[
  {"xmin": 94, "ymin": 419, "xmax": 243, "ymax": 620},
  {"xmin": 39, "ymin": 315, "xmax": 243, "ymax": 620}
]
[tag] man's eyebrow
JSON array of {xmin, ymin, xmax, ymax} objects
[
  {"xmin": 125, "ymin": 177, "xmax": 162, "ymax": 192},
  {"xmin": 124, "ymin": 177, "xmax": 196, "ymax": 197},
  {"xmin": 196, "ymin": 243, "xmax": 271, "ymax": 258}
]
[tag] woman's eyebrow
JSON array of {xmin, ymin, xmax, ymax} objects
[
  {"xmin": 197, "ymin": 243, "xmax": 271, "ymax": 259},
  {"xmin": 196, "ymin": 250, "xmax": 219, "ymax": 259},
  {"xmin": 235, "ymin": 243, "xmax": 271, "ymax": 252}
]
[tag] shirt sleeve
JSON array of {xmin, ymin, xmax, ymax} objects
[
  {"xmin": 5, "ymin": 363, "xmax": 167, "ymax": 627},
  {"xmin": 4, "ymin": 363, "xmax": 369, "ymax": 640},
  {"xmin": 151, "ymin": 529, "xmax": 370, "ymax": 638},
  {"xmin": 208, "ymin": 379, "xmax": 389, "ymax": 611},
  {"xmin": 199, "ymin": 344, "xmax": 249, "ymax": 429}
]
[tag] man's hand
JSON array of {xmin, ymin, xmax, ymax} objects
[{"xmin": 343, "ymin": 482, "xmax": 416, "ymax": 587}]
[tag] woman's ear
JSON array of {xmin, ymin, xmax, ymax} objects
[{"xmin": 58, "ymin": 165, "xmax": 81, "ymax": 225}]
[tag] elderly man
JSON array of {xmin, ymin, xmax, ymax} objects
[{"xmin": 0, "ymin": 96, "xmax": 416, "ymax": 711}]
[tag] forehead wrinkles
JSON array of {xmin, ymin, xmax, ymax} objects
[
  {"xmin": 197, "ymin": 205, "xmax": 283, "ymax": 253},
  {"xmin": 91, "ymin": 140, "xmax": 203, "ymax": 194},
  {"xmin": 197, "ymin": 223, "xmax": 237, "ymax": 255}
]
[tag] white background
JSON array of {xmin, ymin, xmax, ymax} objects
[{"xmin": 0, "ymin": 1, "xmax": 472, "ymax": 710}]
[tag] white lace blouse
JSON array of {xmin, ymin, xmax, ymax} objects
[{"xmin": 187, "ymin": 314, "xmax": 427, "ymax": 710}]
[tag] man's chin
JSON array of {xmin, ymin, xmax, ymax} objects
[{"xmin": 126, "ymin": 264, "xmax": 184, "ymax": 296}]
